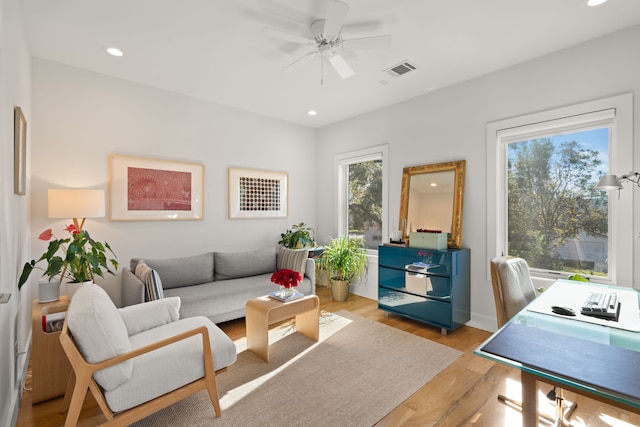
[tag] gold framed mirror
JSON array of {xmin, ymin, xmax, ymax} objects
[{"xmin": 399, "ymin": 160, "xmax": 466, "ymax": 248}]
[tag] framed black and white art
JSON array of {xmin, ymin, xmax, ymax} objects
[{"xmin": 228, "ymin": 167, "xmax": 288, "ymax": 219}]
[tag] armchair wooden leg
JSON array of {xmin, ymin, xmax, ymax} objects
[
  {"xmin": 204, "ymin": 374, "xmax": 222, "ymax": 417},
  {"xmin": 60, "ymin": 370, "xmax": 76, "ymax": 414},
  {"xmin": 202, "ymin": 331, "xmax": 222, "ymax": 417},
  {"xmin": 63, "ymin": 373, "xmax": 91, "ymax": 427}
]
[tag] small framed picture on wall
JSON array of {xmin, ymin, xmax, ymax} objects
[{"xmin": 228, "ymin": 167, "xmax": 288, "ymax": 219}]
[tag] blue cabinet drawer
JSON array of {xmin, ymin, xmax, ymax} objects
[
  {"xmin": 378, "ymin": 245, "xmax": 456, "ymax": 276},
  {"xmin": 378, "ymin": 288, "xmax": 451, "ymax": 329},
  {"xmin": 378, "ymin": 245, "xmax": 470, "ymax": 332},
  {"xmin": 379, "ymin": 266, "xmax": 451, "ymax": 299}
]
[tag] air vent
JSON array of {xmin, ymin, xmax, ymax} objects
[{"xmin": 385, "ymin": 60, "xmax": 418, "ymax": 77}]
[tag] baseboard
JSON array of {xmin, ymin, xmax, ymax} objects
[
  {"xmin": 9, "ymin": 339, "xmax": 32, "ymax": 427},
  {"xmin": 467, "ymin": 314, "xmax": 497, "ymax": 333}
]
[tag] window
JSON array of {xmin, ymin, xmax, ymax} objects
[
  {"xmin": 507, "ymin": 127, "xmax": 610, "ymax": 278},
  {"xmin": 336, "ymin": 145, "xmax": 388, "ymax": 251},
  {"xmin": 487, "ymin": 94, "xmax": 633, "ymax": 285}
]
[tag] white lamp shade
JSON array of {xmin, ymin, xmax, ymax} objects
[
  {"xmin": 595, "ymin": 175, "xmax": 623, "ymax": 191},
  {"xmin": 48, "ymin": 189, "xmax": 105, "ymax": 219}
]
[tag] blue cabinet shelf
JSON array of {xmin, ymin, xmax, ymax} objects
[{"xmin": 378, "ymin": 245, "xmax": 470, "ymax": 334}]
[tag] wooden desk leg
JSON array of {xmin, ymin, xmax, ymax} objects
[
  {"xmin": 521, "ymin": 371, "xmax": 538, "ymax": 427},
  {"xmin": 295, "ymin": 304, "xmax": 319, "ymax": 341},
  {"xmin": 246, "ymin": 307, "xmax": 270, "ymax": 362}
]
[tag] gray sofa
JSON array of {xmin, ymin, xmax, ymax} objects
[{"xmin": 121, "ymin": 247, "xmax": 315, "ymax": 323}]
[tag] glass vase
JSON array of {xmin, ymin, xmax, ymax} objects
[{"xmin": 277, "ymin": 286, "xmax": 296, "ymax": 298}]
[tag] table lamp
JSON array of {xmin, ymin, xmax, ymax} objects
[{"xmin": 48, "ymin": 189, "xmax": 105, "ymax": 230}]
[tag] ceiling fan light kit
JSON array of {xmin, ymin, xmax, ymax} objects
[
  {"xmin": 328, "ymin": 52, "xmax": 355, "ymax": 79},
  {"xmin": 264, "ymin": 0, "xmax": 392, "ymax": 84}
]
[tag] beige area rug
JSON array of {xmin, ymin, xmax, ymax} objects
[{"xmin": 133, "ymin": 310, "xmax": 462, "ymax": 427}]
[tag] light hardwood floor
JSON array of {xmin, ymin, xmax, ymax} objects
[{"xmin": 17, "ymin": 286, "xmax": 640, "ymax": 427}]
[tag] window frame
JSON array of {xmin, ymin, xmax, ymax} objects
[
  {"xmin": 486, "ymin": 94, "xmax": 633, "ymax": 286},
  {"xmin": 335, "ymin": 144, "xmax": 389, "ymax": 254}
]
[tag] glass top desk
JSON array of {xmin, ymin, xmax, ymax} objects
[{"xmin": 474, "ymin": 279, "xmax": 640, "ymax": 427}]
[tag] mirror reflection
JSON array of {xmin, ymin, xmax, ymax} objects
[
  {"xmin": 408, "ymin": 171, "xmax": 455, "ymax": 233},
  {"xmin": 399, "ymin": 160, "xmax": 465, "ymax": 248}
]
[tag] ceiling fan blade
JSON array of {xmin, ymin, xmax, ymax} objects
[
  {"xmin": 328, "ymin": 53, "xmax": 354, "ymax": 79},
  {"xmin": 342, "ymin": 34, "xmax": 392, "ymax": 50},
  {"xmin": 262, "ymin": 27, "xmax": 314, "ymax": 46},
  {"xmin": 282, "ymin": 50, "xmax": 317, "ymax": 72},
  {"xmin": 323, "ymin": 0, "xmax": 349, "ymax": 40}
]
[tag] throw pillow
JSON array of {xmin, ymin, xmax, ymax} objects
[
  {"xmin": 277, "ymin": 247, "xmax": 309, "ymax": 276},
  {"xmin": 135, "ymin": 260, "xmax": 165, "ymax": 301}
]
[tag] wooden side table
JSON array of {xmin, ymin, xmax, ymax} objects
[
  {"xmin": 246, "ymin": 295, "xmax": 320, "ymax": 362},
  {"xmin": 31, "ymin": 296, "xmax": 72, "ymax": 404}
]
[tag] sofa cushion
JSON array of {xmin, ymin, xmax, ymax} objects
[
  {"xmin": 214, "ymin": 247, "xmax": 276, "ymax": 281},
  {"xmin": 131, "ymin": 253, "xmax": 215, "ymax": 289},
  {"xmin": 277, "ymin": 247, "xmax": 309, "ymax": 276},
  {"xmin": 135, "ymin": 260, "xmax": 165, "ymax": 301},
  {"xmin": 67, "ymin": 284, "xmax": 133, "ymax": 391},
  {"xmin": 163, "ymin": 273, "xmax": 313, "ymax": 323}
]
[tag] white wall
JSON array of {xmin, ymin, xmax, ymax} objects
[
  {"xmin": 0, "ymin": 0, "xmax": 32, "ymax": 425},
  {"xmin": 316, "ymin": 25, "xmax": 640, "ymax": 332},
  {"xmin": 29, "ymin": 58, "xmax": 318, "ymax": 305}
]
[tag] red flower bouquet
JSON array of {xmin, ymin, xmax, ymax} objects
[{"xmin": 270, "ymin": 269, "xmax": 302, "ymax": 289}]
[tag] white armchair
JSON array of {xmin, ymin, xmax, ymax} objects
[{"xmin": 59, "ymin": 284, "xmax": 237, "ymax": 426}]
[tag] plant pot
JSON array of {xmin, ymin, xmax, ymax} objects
[
  {"xmin": 38, "ymin": 278, "xmax": 61, "ymax": 303},
  {"xmin": 65, "ymin": 280, "xmax": 93, "ymax": 301},
  {"xmin": 330, "ymin": 279, "xmax": 350, "ymax": 302}
]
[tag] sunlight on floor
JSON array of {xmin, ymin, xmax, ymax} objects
[
  {"xmin": 222, "ymin": 312, "xmax": 352, "ymax": 410},
  {"xmin": 500, "ymin": 377, "xmax": 636, "ymax": 427},
  {"xmin": 599, "ymin": 414, "xmax": 638, "ymax": 427},
  {"xmin": 503, "ymin": 377, "xmax": 525, "ymax": 426}
]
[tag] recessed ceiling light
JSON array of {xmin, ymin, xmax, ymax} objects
[
  {"xmin": 106, "ymin": 47, "xmax": 123, "ymax": 57},
  {"xmin": 587, "ymin": 0, "xmax": 608, "ymax": 6},
  {"xmin": 307, "ymin": 110, "xmax": 317, "ymax": 116}
]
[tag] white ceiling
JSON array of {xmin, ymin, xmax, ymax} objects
[{"xmin": 22, "ymin": 0, "xmax": 640, "ymax": 128}]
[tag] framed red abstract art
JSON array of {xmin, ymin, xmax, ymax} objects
[
  {"xmin": 109, "ymin": 155, "xmax": 204, "ymax": 221},
  {"xmin": 228, "ymin": 167, "xmax": 288, "ymax": 219}
]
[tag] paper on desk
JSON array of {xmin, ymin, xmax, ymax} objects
[{"xmin": 526, "ymin": 279, "xmax": 640, "ymax": 332}]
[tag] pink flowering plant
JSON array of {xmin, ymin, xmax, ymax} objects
[
  {"xmin": 18, "ymin": 224, "xmax": 118, "ymax": 289},
  {"xmin": 270, "ymin": 269, "xmax": 302, "ymax": 289}
]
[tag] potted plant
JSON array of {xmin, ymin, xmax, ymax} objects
[
  {"xmin": 19, "ymin": 224, "xmax": 118, "ymax": 299},
  {"xmin": 321, "ymin": 234, "xmax": 367, "ymax": 301},
  {"xmin": 279, "ymin": 222, "xmax": 315, "ymax": 249}
]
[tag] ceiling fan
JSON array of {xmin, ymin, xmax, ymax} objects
[{"xmin": 263, "ymin": 0, "xmax": 392, "ymax": 82}]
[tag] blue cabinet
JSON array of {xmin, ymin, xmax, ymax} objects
[{"xmin": 378, "ymin": 245, "xmax": 470, "ymax": 334}]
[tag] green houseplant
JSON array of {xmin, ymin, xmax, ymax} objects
[
  {"xmin": 321, "ymin": 234, "xmax": 367, "ymax": 301},
  {"xmin": 18, "ymin": 224, "xmax": 118, "ymax": 291},
  {"xmin": 279, "ymin": 222, "xmax": 315, "ymax": 249}
]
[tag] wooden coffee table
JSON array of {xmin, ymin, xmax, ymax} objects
[{"xmin": 246, "ymin": 294, "xmax": 320, "ymax": 362}]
